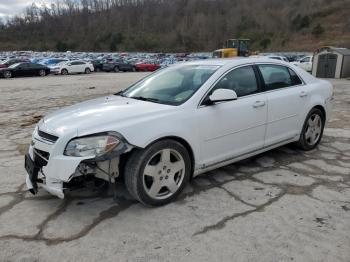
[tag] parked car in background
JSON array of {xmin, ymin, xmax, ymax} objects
[
  {"xmin": 266, "ymin": 55, "xmax": 289, "ymax": 62},
  {"xmin": 135, "ymin": 62, "xmax": 161, "ymax": 72},
  {"xmin": 292, "ymin": 56, "xmax": 313, "ymax": 72},
  {"xmin": 92, "ymin": 59, "xmax": 104, "ymax": 72},
  {"xmin": 102, "ymin": 59, "xmax": 136, "ymax": 72},
  {"xmin": 50, "ymin": 60, "xmax": 94, "ymax": 75},
  {"xmin": 24, "ymin": 58, "xmax": 333, "ymax": 206},
  {"xmin": 41, "ymin": 58, "xmax": 69, "ymax": 66},
  {"xmin": 0, "ymin": 58, "xmax": 29, "ymax": 68},
  {"xmin": 0, "ymin": 62, "xmax": 50, "ymax": 78}
]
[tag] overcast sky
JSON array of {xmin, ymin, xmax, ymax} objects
[{"xmin": 0, "ymin": 1, "xmax": 54, "ymax": 18}]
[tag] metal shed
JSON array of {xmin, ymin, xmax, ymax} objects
[{"xmin": 312, "ymin": 47, "xmax": 350, "ymax": 78}]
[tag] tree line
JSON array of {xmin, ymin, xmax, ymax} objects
[{"xmin": 0, "ymin": 0, "xmax": 348, "ymax": 52}]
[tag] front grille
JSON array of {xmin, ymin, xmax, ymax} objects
[
  {"xmin": 38, "ymin": 130, "xmax": 58, "ymax": 143},
  {"xmin": 34, "ymin": 148, "xmax": 50, "ymax": 167}
]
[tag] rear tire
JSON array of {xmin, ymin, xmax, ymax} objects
[
  {"xmin": 39, "ymin": 69, "xmax": 46, "ymax": 77},
  {"xmin": 124, "ymin": 140, "xmax": 191, "ymax": 206},
  {"xmin": 61, "ymin": 69, "xmax": 68, "ymax": 75},
  {"xmin": 114, "ymin": 66, "xmax": 120, "ymax": 72},
  {"xmin": 296, "ymin": 108, "xmax": 325, "ymax": 151}
]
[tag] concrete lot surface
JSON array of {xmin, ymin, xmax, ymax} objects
[{"xmin": 0, "ymin": 73, "xmax": 349, "ymax": 262}]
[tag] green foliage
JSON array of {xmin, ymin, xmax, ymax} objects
[{"xmin": 312, "ymin": 23, "xmax": 325, "ymax": 38}]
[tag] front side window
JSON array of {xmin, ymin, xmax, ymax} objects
[
  {"xmin": 121, "ymin": 65, "xmax": 219, "ymax": 105},
  {"xmin": 209, "ymin": 66, "xmax": 258, "ymax": 98},
  {"xmin": 258, "ymin": 65, "xmax": 295, "ymax": 90}
]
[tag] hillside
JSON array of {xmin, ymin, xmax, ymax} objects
[{"xmin": 0, "ymin": 0, "xmax": 349, "ymax": 52}]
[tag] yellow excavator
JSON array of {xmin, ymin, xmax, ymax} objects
[{"xmin": 213, "ymin": 39, "xmax": 251, "ymax": 58}]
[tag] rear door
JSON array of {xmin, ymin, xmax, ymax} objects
[
  {"xmin": 198, "ymin": 65, "xmax": 267, "ymax": 166},
  {"xmin": 257, "ymin": 64, "xmax": 307, "ymax": 146}
]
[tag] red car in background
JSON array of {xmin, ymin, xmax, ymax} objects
[{"xmin": 135, "ymin": 62, "xmax": 161, "ymax": 72}]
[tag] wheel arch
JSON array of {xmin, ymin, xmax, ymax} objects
[
  {"xmin": 312, "ymin": 105, "xmax": 326, "ymax": 120},
  {"xmin": 145, "ymin": 136, "xmax": 195, "ymax": 178}
]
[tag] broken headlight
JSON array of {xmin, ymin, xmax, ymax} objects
[{"xmin": 64, "ymin": 135, "xmax": 121, "ymax": 157}]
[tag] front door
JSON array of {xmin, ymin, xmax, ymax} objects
[{"xmin": 197, "ymin": 65, "xmax": 267, "ymax": 167}]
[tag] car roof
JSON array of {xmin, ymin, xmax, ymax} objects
[{"xmin": 181, "ymin": 57, "xmax": 290, "ymax": 67}]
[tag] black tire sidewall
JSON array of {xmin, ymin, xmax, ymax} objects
[
  {"xmin": 126, "ymin": 140, "xmax": 191, "ymax": 206},
  {"xmin": 4, "ymin": 71, "xmax": 11, "ymax": 78},
  {"xmin": 61, "ymin": 69, "xmax": 68, "ymax": 75},
  {"xmin": 299, "ymin": 108, "xmax": 325, "ymax": 150},
  {"xmin": 85, "ymin": 68, "xmax": 91, "ymax": 74}
]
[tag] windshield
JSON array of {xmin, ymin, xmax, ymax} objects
[{"xmin": 120, "ymin": 65, "xmax": 219, "ymax": 105}]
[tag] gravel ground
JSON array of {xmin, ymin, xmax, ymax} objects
[{"xmin": 0, "ymin": 73, "xmax": 349, "ymax": 262}]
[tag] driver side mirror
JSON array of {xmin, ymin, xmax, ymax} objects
[{"xmin": 207, "ymin": 89, "xmax": 238, "ymax": 104}]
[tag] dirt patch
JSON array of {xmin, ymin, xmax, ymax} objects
[{"xmin": 20, "ymin": 115, "xmax": 43, "ymax": 128}]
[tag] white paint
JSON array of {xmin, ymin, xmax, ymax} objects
[{"xmin": 26, "ymin": 58, "xmax": 333, "ymax": 198}]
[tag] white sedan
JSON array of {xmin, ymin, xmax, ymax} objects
[
  {"xmin": 25, "ymin": 58, "xmax": 333, "ymax": 206},
  {"xmin": 50, "ymin": 60, "xmax": 94, "ymax": 75},
  {"xmin": 292, "ymin": 56, "xmax": 313, "ymax": 72}
]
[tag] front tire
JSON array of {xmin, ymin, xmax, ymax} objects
[
  {"xmin": 85, "ymin": 68, "xmax": 91, "ymax": 74},
  {"xmin": 297, "ymin": 108, "xmax": 325, "ymax": 151},
  {"xmin": 114, "ymin": 66, "xmax": 120, "ymax": 72},
  {"xmin": 3, "ymin": 71, "xmax": 12, "ymax": 78},
  {"xmin": 124, "ymin": 140, "xmax": 191, "ymax": 206}
]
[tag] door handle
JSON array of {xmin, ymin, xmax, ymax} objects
[
  {"xmin": 253, "ymin": 101, "xmax": 266, "ymax": 108},
  {"xmin": 300, "ymin": 91, "xmax": 308, "ymax": 97}
]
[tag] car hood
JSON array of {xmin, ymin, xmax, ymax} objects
[{"xmin": 40, "ymin": 95, "xmax": 174, "ymax": 137}]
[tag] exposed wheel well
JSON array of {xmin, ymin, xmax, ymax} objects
[
  {"xmin": 151, "ymin": 136, "xmax": 195, "ymax": 177},
  {"xmin": 120, "ymin": 136, "xmax": 195, "ymax": 179},
  {"xmin": 313, "ymin": 105, "xmax": 326, "ymax": 120}
]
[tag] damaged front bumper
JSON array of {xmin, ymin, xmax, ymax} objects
[{"xmin": 24, "ymin": 127, "xmax": 132, "ymax": 199}]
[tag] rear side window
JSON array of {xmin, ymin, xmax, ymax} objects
[
  {"xmin": 211, "ymin": 66, "xmax": 258, "ymax": 97},
  {"xmin": 258, "ymin": 65, "xmax": 302, "ymax": 91},
  {"xmin": 288, "ymin": 68, "xmax": 303, "ymax": 86},
  {"xmin": 71, "ymin": 61, "xmax": 85, "ymax": 65}
]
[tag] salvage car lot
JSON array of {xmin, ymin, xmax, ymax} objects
[{"xmin": 0, "ymin": 73, "xmax": 349, "ymax": 261}]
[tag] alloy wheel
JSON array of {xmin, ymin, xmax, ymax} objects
[
  {"xmin": 142, "ymin": 148, "xmax": 185, "ymax": 200},
  {"xmin": 305, "ymin": 114, "xmax": 322, "ymax": 146}
]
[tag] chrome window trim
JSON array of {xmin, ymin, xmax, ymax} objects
[
  {"xmin": 198, "ymin": 62, "xmax": 306, "ymax": 108},
  {"xmin": 255, "ymin": 62, "xmax": 306, "ymax": 86}
]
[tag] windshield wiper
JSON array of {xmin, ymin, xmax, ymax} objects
[
  {"xmin": 130, "ymin": 96, "xmax": 160, "ymax": 103},
  {"xmin": 114, "ymin": 91, "xmax": 126, "ymax": 97}
]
